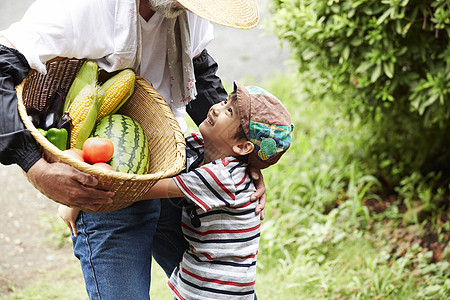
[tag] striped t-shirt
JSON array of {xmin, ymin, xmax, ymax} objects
[{"xmin": 168, "ymin": 133, "xmax": 260, "ymax": 300}]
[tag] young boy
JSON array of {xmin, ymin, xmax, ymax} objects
[{"xmin": 59, "ymin": 82, "xmax": 293, "ymax": 299}]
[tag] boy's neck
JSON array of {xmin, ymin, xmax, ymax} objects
[{"xmin": 201, "ymin": 142, "xmax": 237, "ymax": 166}]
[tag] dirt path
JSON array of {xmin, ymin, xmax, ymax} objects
[{"xmin": 0, "ymin": 164, "xmax": 77, "ymax": 296}]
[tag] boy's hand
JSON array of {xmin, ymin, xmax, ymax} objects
[
  {"xmin": 57, "ymin": 205, "xmax": 80, "ymax": 237},
  {"xmin": 249, "ymin": 167, "xmax": 266, "ymax": 220}
]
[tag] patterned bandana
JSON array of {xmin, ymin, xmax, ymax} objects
[
  {"xmin": 134, "ymin": 9, "xmax": 196, "ymax": 109},
  {"xmin": 167, "ymin": 12, "xmax": 197, "ymax": 107},
  {"xmin": 234, "ymin": 82, "xmax": 294, "ymax": 169}
]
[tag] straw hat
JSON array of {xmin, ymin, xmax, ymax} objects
[{"xmin": 177, "ymin": 0, "xmax": 259, "ymax": 29}]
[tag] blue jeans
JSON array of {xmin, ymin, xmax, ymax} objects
[{"xmin": 72, "ymin": 199, "xmax": 187, "ymax": 300}]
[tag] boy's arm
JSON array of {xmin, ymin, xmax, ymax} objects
[
  {"xmin": 58, "ymin": 205, "xmax": 81, "ymax": 236},
  {"xmin": 58, "ymin": 178, "xmax": 184, "ymax": 234},
  {"xmin": 139, "ymin": 178, "xmax": 185, "ymax": 200}
]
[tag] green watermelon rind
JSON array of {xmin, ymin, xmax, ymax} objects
[{"xmin": 92, "ymin": 114, "xmax": 149, "ymax": 174}]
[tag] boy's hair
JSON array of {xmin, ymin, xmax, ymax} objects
[
  {"xmin": 229, "ymin": 92, "xmax": 248, "ymax": 141},
  {"xmin": 234, "ymin": 82, "xmax": 294, "ymax": 169}
]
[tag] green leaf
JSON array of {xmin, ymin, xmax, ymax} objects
[
  {"xmin": 383, "ymin": 62, "xmax": 394, "ymax": 78},
  {"xmin": 402, "ymin": 21, "xmax": 413, "ymax": 36},
  {"xmin": 302, "ymin": 49, "xmax": 317, "ymax": 61},
  {"xmin": 376, "ymin": 8, "xmax": 393, "ymax": 26},
  {"xmin": 423, "ymin": 285, "xmax": 442, "ymax": 295},
  {"xmin": 342, "ymin": 46, "xmax": 350, "ymax": 61},
  {"xmin": 350, "ymin": 37, "xmax": 363, "ymax": 46},
  {"xmin": 356, "ymin": 61, "xmax": 373, "ymax": 73},
  {"xmin": 418, "ymin": 93, "xmax": 439, "ymax": 115},
  {"xmin": 371, "ymin": 63, "xmax": 382, "ymax": 82}
]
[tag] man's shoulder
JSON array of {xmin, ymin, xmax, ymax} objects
[{"xmin": 186, "ymin": 11, "xmax": 211, "ymax": 24}]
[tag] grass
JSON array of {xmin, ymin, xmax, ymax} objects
[
  {"xmin": 252, "ymin": 75, "xmax": 449, "ymax": 299},
  {"xmin": 0, "ymin": 251, "xmax": 172, "ymax": 300},
  {"xmin": 1, "ymin": 262, "xmax": 86, "ymax": 300},
  {"xmin": 3, "ymin": 73, "xmax": 449, "ymax": 299}
]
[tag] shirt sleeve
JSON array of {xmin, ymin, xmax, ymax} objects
[
  {"xmin": 187, "ymin": 11, "xmax": 214, "ymax": 58},
  {"xmin": 0, "ymin": 45, "xmax": 42, "ymax": 171},
  {"xmin": 187, "ymin": 49, "xmax": 228, "ymax": 126},
  {"xmin": 174, "ymin": 161, "xmax": 238, "ymax": 211},
  {"xmin": 1, "ymin": 0, "xmax": 117, "ymax": 74}
]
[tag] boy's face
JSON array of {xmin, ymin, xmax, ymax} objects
[{"xmin": 199, "ymin": 98, "xmax": 242, "ymax": 154}]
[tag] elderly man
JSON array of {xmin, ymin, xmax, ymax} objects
[{"xmin": 0, "ymin": 0, "xmax": 264, "ymax": 299}]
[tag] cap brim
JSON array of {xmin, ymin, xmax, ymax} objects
[
  {"xmin": 234, "ymin": 81, "xmax": 251, "ymax": 140},
  {"xmin": 177, "ymin": 0, "xmax": 259, "ymax": 29}
]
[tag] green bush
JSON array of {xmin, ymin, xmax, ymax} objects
[
  {"xmin": 268, "ymin": 0, "xmax": 450, "ymax": 199},
  {"xmin": 254, "ymin": 75, "xmax": 449, "ymax": 299}
]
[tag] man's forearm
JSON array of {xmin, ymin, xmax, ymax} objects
[{"xmin": 187, "ymin": 49, "xmax": 228, "ymax": 126}]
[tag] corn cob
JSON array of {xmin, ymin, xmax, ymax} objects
[
  {"xmin": 64, "ymin": 61, "xmax": 99, "ymax": 113},
  {"xmin": 68, "ymin": 83, "xmax": 101, "ymax": 149},
  {"xmin": 96, "ymin": 69, "xmax": 136, "ymax": 121}
]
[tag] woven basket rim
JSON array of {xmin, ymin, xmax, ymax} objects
[{"xmin": 16, "ymin": 61, "xmax": 186, "ymax": 182}]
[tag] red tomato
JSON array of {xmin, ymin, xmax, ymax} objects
[
  {"xmin": 92, "ymin": 162, "xmax": 114, "ymax": 171},
  {"xmin": 63, "ymin": 148, "xmax": 85, "ymax": 162},
  {"xmin": 83, "ymin": 137, "xmax": 114, "ymax": 164}
]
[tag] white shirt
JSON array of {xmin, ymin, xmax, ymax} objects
[{"xmin": 1, "ymin": 0, "xmax": 214, "ymax": 131}]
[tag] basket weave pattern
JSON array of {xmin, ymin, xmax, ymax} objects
[{"xmin": 16, "ymin": 58, "xmax": 186, "ymax": 213}]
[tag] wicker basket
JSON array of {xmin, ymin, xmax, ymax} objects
[{"xmin": 16, "ymin": 57, "xmax": 186, "ymax": 213}]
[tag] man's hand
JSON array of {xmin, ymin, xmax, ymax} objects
[
  {"xmin": 249, "ymin": 167, "xmax": 266, "ymax": 220},
  {"xmin": 26, "ymin": 158, "xmax": 114, "ymax": 211}
]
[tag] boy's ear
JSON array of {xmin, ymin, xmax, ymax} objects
[{"xmin": 232, "ymin": 141, "xmax": 254, "ymax": 156}]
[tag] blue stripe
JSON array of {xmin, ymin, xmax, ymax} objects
[
  {"xmin": 229, "ymin": 161, "xmax": 244, "ymax": 173},
  {"xmin": 200, "ymin": 208, "xmax": 254, "ymax": 218},
  {"xmin": 179, "ymin": 273, "xmax": 255, "ymax": 296},
  {"xmin": 185, "ymin": 139, "xmax": 203, "ymax": 171},
  {"xmin": 192, "ymin": 169, "xmax": 230, "ymax": 206},
  {"xmin": 236, "ymin": 181, "xmax": 252, "ymax": 196},
  {"xmin": 187, "ymin": 252, "xmax": 257, "ymax": 268},
  {"xmin": 185, "ymin": 232, "xmax": 260, "ymax": 244}
]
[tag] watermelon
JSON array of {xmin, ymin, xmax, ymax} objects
[{"xmin": 92, "ymin": 114, "xmax": 149, "ymax": 174}]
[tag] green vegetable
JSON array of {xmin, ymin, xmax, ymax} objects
[
  {"xmin": 63, "ymin": 61, "xmax": 99, "ymax": 113},
  {"xmin": 37, "ymin": 128, "xmax": 47, "ymax": 136},
  {"xmin": 91, "ymin": 114, "xmax": 149, "ymax": 174},
  {"xmin": 45, "ymin": 128, "xmax": 68, "ymax": 151}
]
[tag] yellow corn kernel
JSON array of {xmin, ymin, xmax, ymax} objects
[
  {"xmin": 69, "ymin": 84, "xmax": 95, "ymax": 148},
  {"xmin": 96, "ymin": 70, "xmax": 135, "ymax": 121},
  {"xmin": 64, "ymin": 61, "xmax": 98, "ymax": 113}
]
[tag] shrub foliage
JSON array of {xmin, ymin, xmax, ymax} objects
[{"xmin": 269, "ymin": 0, "xmax": 450, "ymax": 196}]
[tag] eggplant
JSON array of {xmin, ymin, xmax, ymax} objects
[
  {"xmin": 56, "ymin": 112, "xmax": 72, "ymax": 149},
  {"xmin": 39, "ymin": 90, "xmax": 66, "ymax": 130},
  {"xmin": 26, "ymin": 106, "xmax": 41, "ymax": 127}
]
